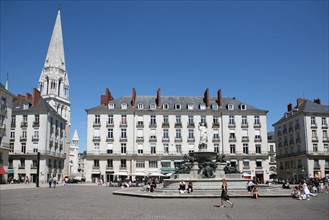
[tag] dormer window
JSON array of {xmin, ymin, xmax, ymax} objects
[
  {"xmin": 199, "ymin": 104, "xmax": 206, "ymax": 110},
  {"xmin": 163, "ymin": 103, "xmax": 169, "ymax": 110},
  {"xmin": 137, "ymin": 103, "xmax": 144, "ymax": 109},
  {"xmin": 240, "ymin": 104, "xmax": 247, "ymax": 110},
  {"xmin": 121, "ymin": 103, "xmax": 128, "ymax": 109},
  {"xmin": 187, "ymin": 104, "xmax": 194, "ymax": 110},
  {"xmin": 212, "ymin": 104, "xmax": 218, "ymax": 110},
  {"xmin": 175, "ymin": 104, "xmax": 181, "ymax": 110},
  {"xmin": 108, "ymin": 103, "xmax": 114, "ymax": 109},
  {"xmin": 150, "ymin": 103, "xmax": 156, "ymax": 110},
  {"xmin": 228, "ymin": 104, "xmax": 234, "ymax": 110}
]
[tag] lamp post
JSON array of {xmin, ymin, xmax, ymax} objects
[{"xmin": 36, "ymin": 152, "xmax": 40, "ymax": 187}]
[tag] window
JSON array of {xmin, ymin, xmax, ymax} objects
[
  {"xmin": 10, "ymin": 132, "xmax": 15, "ymax": 139},
  {"xmin": 107, "ymin": 129, "xmax": 113, "ymax": 139},
  {"xmin": 323, "ymin": 130, "xmax": 328, "ymax": 139},
  {"xmin": 149, "ymin": 160, "xmax": 158, "ymax": 168},
  {"xmin": 121, "ymin": 143, "xmax": 127, "ymax": 154},
  {"xmin": 314, "ymin": 159, "xmax": 319, "ymax": 168},
  {"xmin": 176, "ymin": 129, "xmax": 182, "ymax": 139},
  {"xmin": 138, "ymin": 144, "xmax": 143, "ymax": 154},
  {"xmin": 230, "ymin": 144, "xmax": 236, "ymax": 154},
  {"xmin": 312, "ymin": 130, "xmax": 317, "ymax": 138},
  {"xmin": 163, "ymin": 115, "xmax": 169, "ymax": 123},
  {"xmin": 21, "ymin": 143, "xmax": 26, "ymax": 153},
  {"xmin": 94, "ymin": 115, "xmax": 100, "ymax": 124},
  {"xmin": 120, "ymin": 159, "xmax": 127, "ymax": 168},
  {"xmin": 228, "ymin": 104, "xmax": 234, "ymax": 110},
  {"xmin": 94, "ymin": 129, "xmax": 100, "ymax": 140},
  {"xmin": 325, "ymin": 144, "xmax": 328, "ymax": 152},
  {"xmin": 107, "ymin": 143, "xmax": 113, "ymax": 154},
  {"xmin": 175, "ymin": 104, "xmax": 181, "ymax": 110},
  {"xmin": 150, "ymin": 129, "xmax": 156, "ymax": 140},
  {"xmin": 242, "ymin": 129, "xmax": 248, "ymax": 140},
  {"xmin": 121, "ymin": 129, "xmax": 127, "ymax": 139},
  {"xmin": 164, "ymin": 144, "xmax": 169, "ymax": 154},
  {"xmin": 322, "ymin": 117, "xmax": 328, "ymax": 126},
  {"xmin": 94, "ymin": 159, "xmax": 99, "ymax": 167},
  {"xmin": 20, "ymin": 158, "xmax": 25, "ymax": 168},
  {"xmin": 240, "ymin": 104, "xmax": 247, "ymax": 110},
  {"xmin": 229, "ymin": 130, "xmax": 235, "ymax": 140},
  {"xmin": 11, "ymin": 115, "xmax": 16, "ymax": 126},
  {"xmin": 201, "ymin": 116, "xmax": 206, "ymax": 124},
  {"xmin": 121, "ymin": 103, "xmax": 127, "ymax": 109},
  {"xmin": 150, "ymin": 115, "xmax": 156, "ymax": 125},
  {"xmin": 161, "ymin": 161, "xmax": 171, "ymax": 168},
  {"xmin": 108, "ymin": 103, "xmax": 114, "ymax": 109},
  {"xmin": 163, "ymin": 129, "xmax": 169, "ymax": 139},
  {"xmin": 313, "ymin": 144, "xmax": 318, "ymax": 152},
  {"xmin": 151, "ymin": 145, "xmax": 156, "ymax": 154},
  {"xmin": 243, "ymin": 144, "xmax": 249, "ymax": 154},
  {"xmin": 229, "ymin": 116, "xmax": 235, "ymax": 125},
  {"xmin": 213, "ymin": 130, "xmax": 219, "ymax": 140},
  {"xmin": 188, "ymin": 116, "xmax": 194, "ymax": 124},
  {"xmin": 176, "ymin": 144, "xmax": 182, "ymax": 154},
  {"xmin": 242, "ymin": 116, "xmax": 248, "ymax": 125},
  {"xmin": 137, "ymin": 116, "xmax": 143, "ymax": 125},
  {"xmin": 108, "ymin": 115, "xmax": 113, "ymax": 125},
  {"xmin": 23, "ymin": 115, "xmax": 28, "ymax": 122},
  {"xmin": 22, "ymin": 130, "xmax": 27, "ymax": 138},
  {"xmin": 212, "ymin": 104, "xmax": 218, "ymax": 110},
  {"xmin": 256, "ymin": 160, "xmax": 262, "ymax": 168},
  {"xmin": 137, "ymin": 103, "xmax": 144, "ymax": 109},
  {"xmin": 188, "ymin": 144, "xmax": 194, "ymax": 153},
  {"xmin": 35, "ymin": 114, "xmax": 40, "ymax": 122},
  {"xmin": 107, "ymin": 159, "xmax": 113, "ymax": 167},
  {"xmin": 121, "ymin": 115, "xmax": 127, "ymax": 125},
  {"xmin": 150, "ymin": 103, "xmax": 156, "ymax": 109},
  {"xmin": 243, "ymin": 159, "xmax": 249, "ymax": 168},
  {"xmin": 33, "ymin": 130, "xmax": 39, "ymax": 139},
  {"xmin": 311, "ymin": 117, "xmax": 316, "ymax": 125},
  {"xmin": 256, "ymin": 144, "xmax": 261, "ymax": 154},
  {"xmin": 136, "ymin": 161, "xmax": 145, "ymax": 168},
  {"xmin": 188, "ymin": 129, "xmax": 194, "ymax": 139},
  {"xmin": 214, "ymin": 144, "xmax": 219, "ymax": 153},
  {"xmin": 163, "ymin": 103, "xmax": 169, "ymax": 110},
  {"xmin": 137, "ymin": 129, "xmax": 143, "ymax": 139},
  {"xmin": 255, "ymin": 130, "xmax": 261, "ymax": 140},
  {"xmin": 9, "ymin": 143, "xmax": 14, "ymax": 153},
  {"xmin": 188, "ymin": 104, "xmax": 194, "ymax": 110},
  {"xmin": 254, "ymin": 116, "xmax": 260, "ymax": 125},
  {"xmin": 176, "ymin": 116, "xmax": 181, "ymax": 123},
  {"xmin": 94, "ymin": 143, "xmax": 100, "ymax": 154},
  {"xmin": 200, "ymin": 103, "xmax": 206, "ymax": 110},
  {"xmin": 213, "ymin": 116, "xmax": 219, "ymax": 124}
]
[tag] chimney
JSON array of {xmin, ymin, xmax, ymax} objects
[
  {"xmin": 287, "ymin": 103, "xmax": 293, "ymax": 112},
  {"xmin": 14, "ymin": 94, "xmax": 24, "ymax": 103},
  {"xmin": 131, "ymin": 88, "xmax": 136, "ymax": 107},
  {"xmin": 217, "ymin": 89, "xmax": 223, "ymax": 107},
  {"xmin": 156, "ymin": 88, "xmax": 161, "ymax": 107},
  {"xmin": 25, "ymin": 93, "xmax": 32, "ymax": 101},
  {"xmin": 314, "ymin": 98, "xmax": 321, "ymax": 105},
  {"xmin": 203, "ymin": 88, "xmax": 210, "ymax": 108},
  {"xmin": 32, "ymin": 88, "xmax": 41, "ymax": 106},
  {"xmin": 101, "ymin": 88, "xmax": 113, "ymax": 106},
  {"xmin": 297, "ymin": 98, "xmax": 305, "ymax": 107}
]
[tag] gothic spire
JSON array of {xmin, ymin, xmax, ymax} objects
[{"xmin": 43, "ymin": 9, "xmax": 66, "ymax": 71}]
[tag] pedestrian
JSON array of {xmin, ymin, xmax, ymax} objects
[
  {"xmin": 220, "ymin": 178, "xmax": 234, "ymax": 208},
  {"xmin": 53, "ymin": 176, "xmax": 57, "ymax": 188},
  {"xmin": 48, "ymin": 176, "xmax": 53, "ymax": 188},
  {"xmin": 188, "ymin": 180, "xmax": 193, "ymax": 193}
]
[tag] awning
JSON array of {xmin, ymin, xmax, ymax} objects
[
  {"xmin": 91, "ymin": 171, "xmax": 101, "ymax": 174},
  {"xmin": 8, "ymin": 169, "xmax": 14, "ymax": 174},
  {"xmin": 113, "ymin": 172, "xmax": 129, "ymax": 176},
  {"xmin": 174, "ymin": 160, "xmax": 183, "ymax": 162},
  {"xmin": 130, "ymin": 172, "xmax": 147, "ymax": 176},
  {"xmin": 149, "ymin": 173, "xmax": 165, "ymax": 177},
  {"xmin": 161, "ymin": 160, "xmax": 171, "ymax": 162},
  {"xmin": 0, "ymin": 167, "xmax": 8, "ymax": 175}
]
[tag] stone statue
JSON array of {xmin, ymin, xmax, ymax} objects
[
  {"xmin": 224, "ymin": 165, "xmax": 241, "ymax": 174},
  {"xmin": 216, "ymin": 154, "xmax": 226, "ymax": 163},
  {"xmin": 199, "ymin": 160, "xmax": 217, "ymax": 178},
  {"xmin": 198, "ymin": 122, "xmax": 207, "ymax": 149}
]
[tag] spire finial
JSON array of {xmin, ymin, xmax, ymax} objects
[
  {"xmin": 5, "ymin": 73, "xmax": 9, "ymax": 90},
  {"xmin": 58, "ymin": 3, "xmax": 61, "ymax": 11}
]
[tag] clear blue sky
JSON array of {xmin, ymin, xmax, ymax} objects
[{"xmin": 1, "ymin": 0, "xmax": 328, "ymax": 153}]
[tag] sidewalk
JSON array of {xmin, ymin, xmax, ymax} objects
[{"xmin": 0, "ymin": 182, "xmax": 105, "ymax": 190}]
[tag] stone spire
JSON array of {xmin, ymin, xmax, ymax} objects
[
  {"xmin": 44, "ymin": 9, "xmax": 66, "ymax": 71},
  {"xmin": 72, "ymin": 129, "xmax": 79, "ymax": 148}
]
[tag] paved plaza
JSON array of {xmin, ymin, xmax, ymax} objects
[{"xmin": 1, "ymin": 184, "xmax": 328, "ymax": 220}]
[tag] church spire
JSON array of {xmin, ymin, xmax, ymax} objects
[{"xmin": 43, "ymin": 9, "xmax": 66, "ymax": 71}]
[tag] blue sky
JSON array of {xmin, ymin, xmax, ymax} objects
[{"xmin": 1, "ymin": 0, "xmax": 328, "ymax": 153}]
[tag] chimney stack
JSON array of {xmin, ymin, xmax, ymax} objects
[
  {"xmin": 297, "ymin": 98, "xmax": 305, "ymax": 107},
  {"xmin": 204, "ymin": 88, "xmax": 210, "ymax": 107},
  {"xmin": 101, "ymin": 88, "xmax": 113, "ymax": 106},
  {"xmin": 314, "ymin": 98, "xmax": 321, "ymax": 104},
  {"xmin": 217, "ymin": 89, "xmax": 223, "ymax": 107},
  {"xmin": 131, "ymin": 88, "xmax": 136, "ymax": 107},
  {"xmin": 156, "ymin": 88, "xmax": 161, "ymax": 107},
  {"xmin": 287, "ymin": 103, "xmax": 293, "ymax": 112},
  {"xmin": 32, "ymin": 88, "xmax": 41, "ymax": 106},
  {"xmin": 26, "ymin": 93, "xmax": 32, "ymax": 101}
]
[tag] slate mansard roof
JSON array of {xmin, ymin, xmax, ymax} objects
[{"xmin": 86, "ymin": 88, "xmax": 268, "ymax": 115}]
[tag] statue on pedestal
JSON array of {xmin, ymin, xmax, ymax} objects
[{"xmin": 198, "ymin": 122, "xmax": 207, "ymax": 150}]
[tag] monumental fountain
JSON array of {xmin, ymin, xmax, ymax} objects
[{"xmin": 162, "ymin": 123, "xmax": 248, "ymax": 190}]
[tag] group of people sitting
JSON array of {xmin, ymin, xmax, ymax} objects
[
  {"xmin": 292, "ymin": 180, "xmax": 318, "ymax": 200},
  {"xmin": 144, "ymin": 180, "xmax": 157, "ymax": 192},
  {"xmin": 246, "ymin": 180, "xmax": 260, "ymax": 199},
  {"xmin": 178, "ymin": 180, "xmax": 193, "ymax": 194}
]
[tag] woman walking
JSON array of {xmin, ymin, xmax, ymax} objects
[{"xmin": 220, "ymin": 178, "xmax": 234, "ymax": 208}]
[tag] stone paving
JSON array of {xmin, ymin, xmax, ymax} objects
[{"xmin": 0, "ymin": 183, "xmax": 328, "ymax": 220}]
